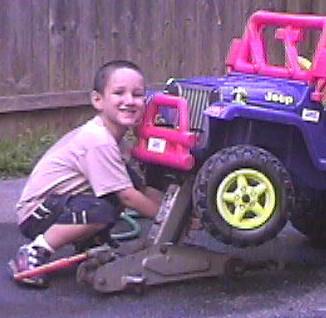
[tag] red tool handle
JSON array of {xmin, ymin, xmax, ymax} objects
[{"xmin": 14, "ymin": 252, "xmax": 88, "ymax": 281}]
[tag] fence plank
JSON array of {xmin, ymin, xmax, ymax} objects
[
  {"xmin": 63, "ymin": 0, "xmax": 81, "ymax": 90},
  {"xmin": 4, "ymin": 0, "xmax": 33, "ymax": 95},
  {"xmin": 79, "ymin": 0, "xmax": 97, "ymax": 90},
  {"xmin": 0, "ymin": 0, "xmax": 13, "ymax": 94},
  {"xmin": 0, "ymin": 91, "xmax": 90, "ymax": 113},
  {"xmin": 32, "ymin": 0, "xmax": 50, "ymax": 94},
  {"xmin": 49, "ymin": 0, "xmax": 66, "ymax": 91},
  {"xmin": 94, "ymin": 0, "xmax": 114, "ymax": 66},
  {"xmin": 286, "ymin": 0, "xmax": 313, "ymax": 13}
]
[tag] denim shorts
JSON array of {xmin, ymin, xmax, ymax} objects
[{"xmin": 19, "ymin": 192, "xmax": 121, "ymax": 240}]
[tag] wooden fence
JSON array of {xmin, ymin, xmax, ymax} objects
[{"xmin": 1, "ymin": 0, "xmax": 326, "ymax": 138}]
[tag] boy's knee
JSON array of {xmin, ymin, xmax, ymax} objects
[
  {"xmin": 57, "ymin": 194, "xmax": 120, "ymax": 225},
  {"xmin": 89, "ymin": 198, "xmax": 120, "ymax": 224}
]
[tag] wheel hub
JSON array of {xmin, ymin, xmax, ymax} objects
[{"xmin": 216, "ymin": 168, "xmax": 276, "ymax": 230}]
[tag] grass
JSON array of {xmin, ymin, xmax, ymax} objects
[
  {"xmin": 0, "ymin": 127, "xmax": 137, "ymax": 179},
  {"xmin": 0, "ymin": 130, "xmax": 58, "ymax": 178}
]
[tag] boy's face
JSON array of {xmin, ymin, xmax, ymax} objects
[{"xmin": 92, "ymin": 67, "xmax": 145, "ymax": 129}]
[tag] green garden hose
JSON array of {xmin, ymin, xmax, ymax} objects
[{"xmin": 111, "ymin": 209, "xmax": 142, "ymax": 241}]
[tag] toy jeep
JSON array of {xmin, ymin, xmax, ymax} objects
[{"xmin": 133, "ymin": 10, "xmax": 326, "ymax": 247}]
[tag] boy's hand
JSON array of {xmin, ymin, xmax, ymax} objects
[{"xmin": 116, "ymin": 187, "xmax": 161, "ymax": 219}]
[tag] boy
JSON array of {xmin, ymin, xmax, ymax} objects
[{"xmin": 9, "ymin": 60, "xmax": 161, "ymax": 288}]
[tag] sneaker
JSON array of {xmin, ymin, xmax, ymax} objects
[{"xmin": 8, "ymin": 245, "xmax": 51, "ymax": 288}]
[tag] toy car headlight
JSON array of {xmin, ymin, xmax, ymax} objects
[
  {"xmin": 164, "ymin": 78, "xmax": 180, "ymax": 96},
  {"xmin": 209, "ymin": 89, "xmax": 221, "ymax": 104}
]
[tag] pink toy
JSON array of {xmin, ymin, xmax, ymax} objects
[{"xmin": 132, "ymin": 93, "xmax": 197, "ymax": 171}]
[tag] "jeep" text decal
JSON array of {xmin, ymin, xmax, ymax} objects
[{"xmin": 264, "ymin": 92, "xmax": 294, "ymax": 105}]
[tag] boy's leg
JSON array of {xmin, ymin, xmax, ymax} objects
[
  {"xmin": 10, "ymin": 193, "xmax": 120, "ymax": 287},
  {"xmin": 52, "ymin": 193, "xmax": 121, "ymax": 250},
  {"xmin": 44, "ymin": 223, "xmax": 106, "ymax": 250}
]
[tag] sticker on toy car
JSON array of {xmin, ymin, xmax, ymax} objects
[
  {"xmin": 265, "ymin": 92, "xmax": 294, "ymax": 105},
  {"xmin": 205, "ymin": 105, "xmax": 226, "ymax": 117},
  {"xmin": 148, "ymin": 137, "xmax": 167, "ymax": 153},
  {"xmin": 302, "ymin": 108, "xmax": 320, "ymax": 122},
  {"xmin": 232, "ymin": 87, "xmax": 248, "ymax": 104}
]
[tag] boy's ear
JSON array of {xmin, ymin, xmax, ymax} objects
[{"xmin": 90, "ymin": 90, "xmax": 103, "ymax": 111}]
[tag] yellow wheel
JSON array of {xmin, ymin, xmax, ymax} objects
[
  {"xmin": 193, "ymin": 145, "xmax": 294, "ymax": 247},
  {"xmin": 216, "ymin": 168, "xmax": 276, "ymax": 230}
]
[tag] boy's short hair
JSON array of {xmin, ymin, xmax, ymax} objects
[{"xmin": 93, "ymin": 60, "xmax": 143, "ymax": 95}]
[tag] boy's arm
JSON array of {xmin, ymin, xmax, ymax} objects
[{"xmin": 116, "ymin": 187, "xmax": 161, "ymax": 218}]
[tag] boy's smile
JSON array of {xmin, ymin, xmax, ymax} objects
[{"xmin": 118, "ymin": 104, "xmax": 138, "ymax": 115}]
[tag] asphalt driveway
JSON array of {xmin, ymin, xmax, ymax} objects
[{"xmin": 3, "ymin": 178, "xmax": 326, "ymax": 318}]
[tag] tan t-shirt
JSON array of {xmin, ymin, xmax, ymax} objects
[{"xmin": 16, "ymin": 116, "xmax": 133, "ymax": 224}]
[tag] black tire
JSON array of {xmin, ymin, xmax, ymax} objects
[
  {"xmin": 290, "ymin": 187, "xmax": 326, "ymax": 244},
  {"xmin": 193, "ymin": 145, "xmax": 294, "ymax": 247}
]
